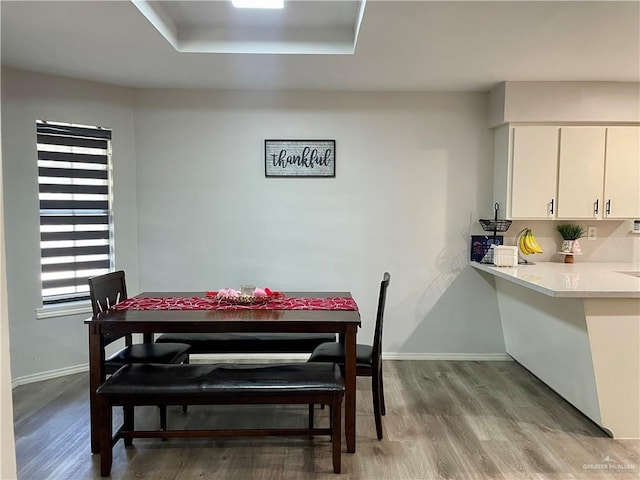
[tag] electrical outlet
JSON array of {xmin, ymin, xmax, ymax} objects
[{"xmin": 587, "ymin": 226, "xmax": 597, "ymax": 240}]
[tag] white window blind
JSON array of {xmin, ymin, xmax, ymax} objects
[{"xmin": 37, "ymin": 121, "xmax": 113, "ymax": 305}]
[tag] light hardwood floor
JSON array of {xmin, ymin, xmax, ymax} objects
[{"xmin": 13, "ymin": 360, "xmax": 639, "ymax": 480}]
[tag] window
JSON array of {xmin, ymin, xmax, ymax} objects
[{"xmin": 37, "ymin": 120, "xmax": 113, "ymax": 305}]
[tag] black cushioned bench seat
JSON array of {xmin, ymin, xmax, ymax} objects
[
  {"xmin": 155, "ymin": 332, "xmax": 337, "ymax": 354},
  {"xmin": 96, "ymin": 362, "xmax": 344, "ymax": 476},
  {"xmin": 104, "ymin": 342, "xmax": 191, "ymax": 373}
]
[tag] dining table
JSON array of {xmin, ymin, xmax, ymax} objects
[{"xmin": 85, "ymin": 290, "xmax": 362, "ymax": 455}]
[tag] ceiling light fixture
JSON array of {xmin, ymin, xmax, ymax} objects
[{"xmin": 231, "ymin": 0, "xmax": 284, "ymax": 9}]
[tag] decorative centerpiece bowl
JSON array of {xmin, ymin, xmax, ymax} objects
[{"xmin": 205, "ymin": 287, "xmax": 283, "ymax": 305}]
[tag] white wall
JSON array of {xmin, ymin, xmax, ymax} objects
[
  {"xmin": 1, "ymin": 70, "xmax": 509, "ymax": 384},
  {"xmin": 133, "ymin": 89, "xmax": 506, "ymax": 356},
  {"xmin": 1, "ymin": 69, "xmax": 636, "ymax": 464},
  {"xmin": 1, "ymin": 68, "xmax": 139, "ymax": 379}
]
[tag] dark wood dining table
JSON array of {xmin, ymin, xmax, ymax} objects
[{"xmin": 85, "ymin": 291, "xmax": 361, "ymax": 455}]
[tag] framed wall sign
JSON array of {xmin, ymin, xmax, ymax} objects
[{"xmin": 265, "ymin": 139, "xmax": 335, "ymax": 177}]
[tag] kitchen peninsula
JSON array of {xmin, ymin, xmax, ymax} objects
[{"xmin": 472, "ymin": 261, "xmax": 640, "ymax": 439}]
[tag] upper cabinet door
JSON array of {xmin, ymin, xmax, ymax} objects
[
  {"xmin": 604, "ymin": 126, "xmax": 640, "ymax": 219},
  {"xmin": 557, "ymin": 127, "xmax": 606, "ymax": 219},
  {"xmin": 510, "ymin": 126, "xmax": 559, "ymax": 219}
]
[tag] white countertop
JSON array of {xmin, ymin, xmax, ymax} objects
[{"xmin": 471, "ymin": 261, "xmax": 640, "ymax": 298}]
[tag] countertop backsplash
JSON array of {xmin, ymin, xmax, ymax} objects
[{"xmin": 471, "ymin": 219, "xmax": 639, "ymax": 264}]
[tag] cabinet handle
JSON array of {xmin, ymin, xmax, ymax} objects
[
  {"xmin": 606, "ymin": 199, "xmax": 611, "ymax": 215},
  {"xmin": 594, "ymin": 199, "xmax": 599, "ymax": 215},
  {"xmin": 549, "ymin": 199, "xmax": 554, "ymax": 215}
]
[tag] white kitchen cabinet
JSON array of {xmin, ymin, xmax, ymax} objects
[
  {"xmin": 494, "ymin": 124, "xmax": 639, "ymax": 220},
  {"xmin": 603, "ymin": 126, "xmax": 640, "ymax": 219},
  {"xmin": 557, "ymin": 127, "xmax": 606, "ymax": 219},
  {"xmin": 510, "ymin": 126, "xmax": 559, "ymax": 219},
  {"xmin": 493, "ymin": 125, "xmax": 559, "ymax": 219},
  {"xmin": 557, "ymin": 126, "xmax": 640, "ymax": 219},
  {"xmin": 493, "ymin": 125, "xmax": 558, "ymax": 219}
]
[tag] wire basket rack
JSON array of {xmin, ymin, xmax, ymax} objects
[
  {"xmin": 479, "ymin": 219, "xmax": 512, "ymax": 232},
  {"xmin": 479, "ymin": 203, "xmax": 513, "ymax": 234},
  {"xmin": 476, "ymin": 203, "xmax": 512, "ymax": 264}
]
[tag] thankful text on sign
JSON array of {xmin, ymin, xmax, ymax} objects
[{"xmin": 265, "ymin": 140, "xmax": 335, "ymax": 177}]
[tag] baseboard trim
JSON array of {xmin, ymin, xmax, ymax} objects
[
  {"xmin": 382, "ymin": 353, "xmax": 512, "ymax": 361},
  {"xmin": 11, "ymin": 352, "xmax": 512, "ymax": 388},
  {"xmin": 12, "ymin": 363, "xmax": 88, "ymax": 388}
]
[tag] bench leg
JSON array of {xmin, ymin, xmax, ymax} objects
[
  {"xmin": 159, "ymin": 405, "xmax": 167, "ymax": 431},
  {"xmin": 308, "ymin": 404, "xmax": 314, "ymax": 430},
  {"xmin": 182, "ymin": 356, "xmax": 189, "ymax": 414},
  {"xmin": 99, "ymin": 398, "xmax": 113, "ymax": 477},
  {"xmin": 332, "ymin": 397, "xmax": 342, "ymax": 474}
]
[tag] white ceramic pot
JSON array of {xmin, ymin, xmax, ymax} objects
[{"xmin": 571, "ymin": 239, "xmax": 582, "ymax": 254}]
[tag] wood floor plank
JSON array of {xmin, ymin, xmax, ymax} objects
[{"xmin": 13, "ymin": 360, "xmax": 639, "ymax": 479}]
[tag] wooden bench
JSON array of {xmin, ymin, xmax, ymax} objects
[{"xmin": 96, "ymin": 362, "xmax": 344, "ymax": 476}]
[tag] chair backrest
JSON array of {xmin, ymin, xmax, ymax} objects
[
  {"xmin": 371, "ymin": 272, "xmax": 391, "ymax": 367},
  {"xmin": 88, "ymin": 270, "xmax": 128, "ymax": 316}
]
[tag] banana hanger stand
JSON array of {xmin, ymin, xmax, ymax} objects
[{"xmin": 516, "ymin": 228, "xmax": 536, "ymax": 265}]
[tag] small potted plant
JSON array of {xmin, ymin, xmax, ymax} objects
[{"xmin": 555, "ymin": 223, "xmax": 585, "ymax": 262}]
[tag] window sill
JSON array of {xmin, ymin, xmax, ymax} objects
[{"xmin": 36, "ymin": 301, "xmax": 92, "ymax": 319}]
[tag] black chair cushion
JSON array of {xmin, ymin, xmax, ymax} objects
[
  {"xmin": 105, "ymin": 343, "xmax": 191, "ymax": 374},
  {"xmin": 155, "ymin": 333, "xmax": 337, "ymax": 354},
  {"xmin": 97, "ymin": 362, "xmax": 344, "ymax": 397},
  {"xmin": 308, "ymin": 342, "xmax": 373, "ymax": 368}
]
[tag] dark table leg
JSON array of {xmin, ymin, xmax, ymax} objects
[
  {"xmin": 344, "ymin": 325, "xmax": 357, "ymax": 453},
  {"xmin": 89, "ymin": 324, "xmax": 104, "ymax": 454}
]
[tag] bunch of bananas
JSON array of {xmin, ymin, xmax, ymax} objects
[{"xmin": 519, "ymin": 228, "xmax": 543, "ymax": 255}]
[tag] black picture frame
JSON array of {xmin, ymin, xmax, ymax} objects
[
  {"xmin": 265, "ymin": 139, "xmax": 336, "ymax": 177},
  {"xmin": 470, "ymin": 235, "xmax": 504, "ymax": 262}
]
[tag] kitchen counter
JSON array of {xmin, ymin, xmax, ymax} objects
[
  {"xmin": 472, "ymin": 261, "xmax": 639, "ymax": 439},
  {"xmin": 471, "ymin": 261, "xmax": 640, "ymax": 298}
]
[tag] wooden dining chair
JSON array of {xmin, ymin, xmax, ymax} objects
[
  {"xmin": 88, "ymin": 271, "xmax": 191, "ymax": 431},
  {"xmin": 307, "ymin": 272, "xmax": 391, "ymax": 440}
]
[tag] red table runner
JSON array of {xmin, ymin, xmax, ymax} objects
[{"xmin": 113, "ymin": 296, "xmax": 358, "ymax": 311}]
